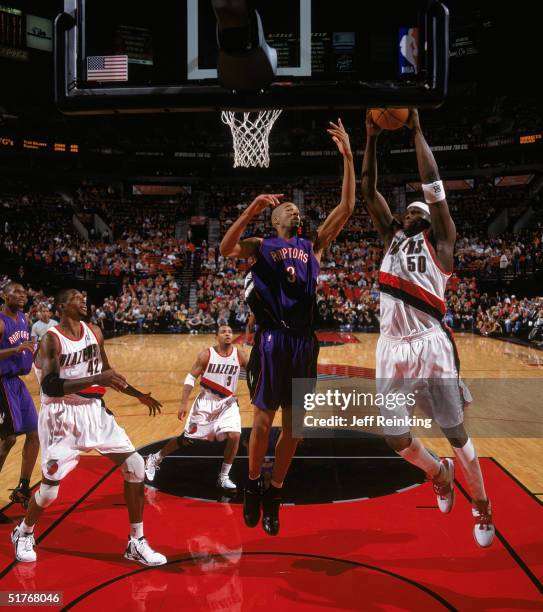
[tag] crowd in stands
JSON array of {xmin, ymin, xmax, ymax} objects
[
  {"xmin": 455, "ymin": 229, "xmax": 543, "ymax": 277},
  {"xmin": 2, "ymin": 173, "xmax": 542, "ymax": 347},
  {"xmin": 2, "ymin": 180, "xmax": 190, "ymax": 280},
  {"xmin": 3, "ymin": 266, "xmax": 543, "ymax": 347}
]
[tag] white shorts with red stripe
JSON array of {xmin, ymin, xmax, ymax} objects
[
  {"xmin": 38, "ymin": 398, "xmax": 135, "ymax": 481},
  {"xmin": 376, "ymin": 326, "xmax": 469, "ymax": 436},
  {"xmin": 184, "ymin": 392, "xmax": 241, "ymax": 442}
]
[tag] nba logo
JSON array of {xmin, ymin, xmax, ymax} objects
[{"xmin": 399, "ymin": 27, "xmax": 419, "ymax": 75}]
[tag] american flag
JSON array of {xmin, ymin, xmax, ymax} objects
[{"xmin": 86, "ymin": 55, "xmax": 128, "ymax": 82}]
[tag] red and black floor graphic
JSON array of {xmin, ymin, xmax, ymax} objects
[{"xmin": 0, "ymin": 449, "xmax": 541, "ymax": 610}]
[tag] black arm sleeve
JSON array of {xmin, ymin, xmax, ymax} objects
[{"xmin": 41, "ymin": 373, "xmax": 65, "ymax": 397}]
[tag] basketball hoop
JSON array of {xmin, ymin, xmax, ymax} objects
[{"xmin": 221, "ymin": 109, "xmax": 282, "ymax": 168}]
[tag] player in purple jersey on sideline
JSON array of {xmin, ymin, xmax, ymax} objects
[
  {"xmin": 220, "ymin": 119, "xmax": 355, "ymax": 535},
  {"xmin": 0, "ymin": 282, "xmax": 39, "ymax": 523}
]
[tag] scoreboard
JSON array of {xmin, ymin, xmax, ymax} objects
[
  {"xmin": 0, "ymin": 135, "xmax": 78, "ymax": 153},
  {"xmin": 0, "ymin": 3, "xmax": 52, "ymax": 61}
]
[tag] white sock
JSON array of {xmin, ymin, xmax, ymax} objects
[
  {"xmin": 398, "ymin": 438, "xmax": 441, "ymax": 479},
  {"xmin": 130, "ymin": 522, "xmax": 144, "ymax": 540},
  {"xmin": 20, "ymin": 520, "xmax": 35, "ymax": 534},
  {"xmin": 220, "ymin": 462, "xmax": 232, "ymax": 476},
  {"xmin": 154, "ymin": 452, "xmax": 163, "ymax": 463}
]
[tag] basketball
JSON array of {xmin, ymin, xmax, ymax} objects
[{"xmin": 370, "ymin": 108, "xmax": 409, "ymax": 130}]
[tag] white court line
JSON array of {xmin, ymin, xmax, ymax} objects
[
  {"xmin": 151, "ymin": 455, "xmax": 404, "ymax": 460},
  {"xmin": 395, "ymin": 483, "xmax": 421, "ymax": 493}
]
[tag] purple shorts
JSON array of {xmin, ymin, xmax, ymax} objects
[
  {"xmin": 247, "ymin": 329, "xmax": 319, "ymax": 411},
  {"xmin": 0, "ymin": 376, "xmax": 37, "ymax": 437}
]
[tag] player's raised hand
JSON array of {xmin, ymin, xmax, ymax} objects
[
  {"xmin": 138, "ymin": 392, "xmax": 162, "ymax": 416},
  {"xmin": 327, "ymin": 119, "xmax": 352, "ymax": 158},
  {"xmin": 406, "ymin": 108, "xmax": 421, "ymax": 131},
  {"xmin": 249, "ymin": 193, "xmax": 284, "ymax": 215},
  {"xmin": 365, "ymin": 110, "xmax": 383, "ymax": 137}
]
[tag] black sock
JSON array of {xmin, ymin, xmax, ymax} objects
[
  {"xmin": 265, "ymin": 484, "xmax": 281, "ymax": 498},
  {"xmin": 247, "ymin": 476, "xmax": 261, "ymax": 493},
  {"xmin": 18, "ymin": 479, "xmax": 30, "ymax": 490}
]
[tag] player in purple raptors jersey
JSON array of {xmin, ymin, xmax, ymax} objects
[
  {"xmin": 0, "ymin": 282, "xmax": 39, "ymax": 522},
  {"xmin": 220, "ymin": 120, "xmax": 355, "ymax": 535}
]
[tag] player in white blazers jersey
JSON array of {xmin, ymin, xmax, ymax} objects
[
  {"xmin": 145, "ymin": 325, "xmax": 249, "ymax": 491},
  {"xmin": 361, "ymin": 109, "xmax": 494, "ymax": 548},
  {"xmin": 11, "ymin": 289, "xmax": 167, "ymax": 565}
]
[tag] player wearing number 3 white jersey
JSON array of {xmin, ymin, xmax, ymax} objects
[
  {"xmin": 361, "ymin": 109, "xmax": 494, "ymax": 547},
  {"xmin": 145, "ymin": 325, "xmax": 249, "ymax": 491}
]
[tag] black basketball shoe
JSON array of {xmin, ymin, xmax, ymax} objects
[
  {"xmin": 243, "ymin": 478, "xmax": 262, "ymax": 528},
  {"xmin": 262, "ymin": 484, "xmax": 281, "ymax": 536}
]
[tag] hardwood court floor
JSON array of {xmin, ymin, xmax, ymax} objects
[{"xmin": 1, "ymin": 332, "xmax": 542, "ymax": 507}]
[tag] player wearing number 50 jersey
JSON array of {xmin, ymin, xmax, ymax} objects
[
  {"xmin": 220, "ymin": 119, "xmax": 355, "ymax": 536},
  {"xmin": 361, "ymin": 109, "xmax": 494, "ymax": 547}
]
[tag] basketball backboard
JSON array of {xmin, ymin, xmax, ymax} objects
[{"xmin": 55, "ymin": 0, "xmax": 449, "ymax": 115}]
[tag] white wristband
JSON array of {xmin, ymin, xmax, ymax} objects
[
  {"xmin": 184, "ymin": 373, "xmax": 196, "ymax": 387},
  {"xmin": 422, "ymin": 180, "xmax": 446, "ymax": 204}
]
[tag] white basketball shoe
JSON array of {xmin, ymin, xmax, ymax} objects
[
  {"xmin": 432, "ymin": 458, "xmax": 455, "ymax": 514},
  {"xmin": 144, "ymin": 452, "xmax": 163, "ymax": 482},
  {"xmin": 124, "ymin": 536, "xmax": 167, "ymax": 566},
  {"xmin": 472, "ymin": 499, "xmax": 495, "ymax": 547},
  {"xmin": 217, "ymin": 474, "xmax": 237, "ymax": 490},
  {"xmin": 11, "ymin": 524, "xmax": 37, "ymax": 563}
]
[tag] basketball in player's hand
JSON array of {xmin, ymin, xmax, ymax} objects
[{"xmin": 369, "ymin": 108, "xmax": 409, "ymax": 130}]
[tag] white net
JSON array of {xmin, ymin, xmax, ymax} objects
[{"xmin": 221, "ymin": 109, "xmax": 282, "ymax": 168}]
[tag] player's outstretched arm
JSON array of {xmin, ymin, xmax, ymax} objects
[
  {"xmin": 178, "ymin": 349, "xmax": 209, "ymax": 420},
  {"xmin": 360, "ymin": 111, "xmax": 397, "ymax": 248},
  {"xmin": 91, "ymin": 323, "xmax": 162, "ymax": 415},
  {"xmin": 122, "ymin": 384, "xmax": 162, "ymax": 416},
  {"xmin": 408, "ymin": 109, "xmax": 456, "ymax": 272},
  {"xmin": 314, "ymin": 119, "xmax": 355, "ymax": 255},
  {"xmin": 219, "ymin": 194, "xmax": 283, "ymax": 258}
]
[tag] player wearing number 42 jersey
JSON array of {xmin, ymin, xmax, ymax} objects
[
  {"xmin": 11, "ymin": 289, "xmax": 167, "ymax": 566},
  {"xmin": 145, "ymin": 325, "xmax": 248, "ymax": 491},
  {"xmin": 220, "ymin": 119, "xmax": 355, "ymax": 536},
  {"xmin": 362, "ymin": 109, "xmax": 494, "ymax": 547}
]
